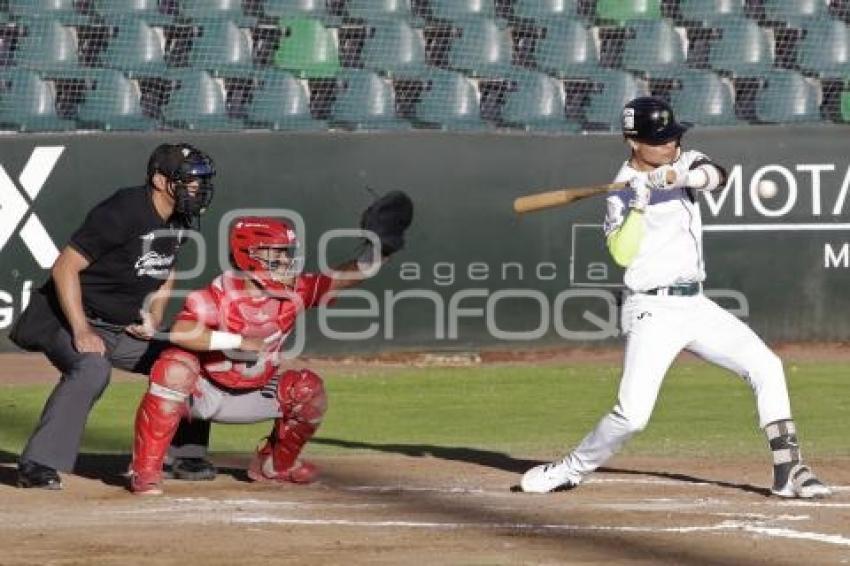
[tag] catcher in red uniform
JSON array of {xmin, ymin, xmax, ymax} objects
[{"xmin": 129, "ymin": 192, "xmax": 413, "ymax": 495}]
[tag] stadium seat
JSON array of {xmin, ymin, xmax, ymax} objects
[
  {"xmin": 512, "ymin": 0, "xmax": 579, "ymax": 20},
  {"xmin": 188, "ymin": 19, "xmax": 254, "ymax": 74},
  {"xmin": 762, "ymin": 0, "xmax": 827, "ymax": 20},
  {"xmin": 14, "ymin": 17, "xmax": 79, "ymax": 72},
  {"xmin": 8, "ymin": 0, "xmax": 85, "ymax": 22},
  {"xmin": 92, "ymin": 0, "xmax": 165, "ymax": 19},
  {"xmin": 414, "ymin": 69, "xmax": 489, "ymax": 130},
  {"xmin": 179, "ymin": 0, "xmax": 244, "ymax": 19},
  {"xmin": 582, "ymin": 69, "xmax": 649, "ymax": 128},
  {"xmin": 274, "ymin": 17, "xmax": 340, "ymax": 78},
  {"xmin": 347, "ymin": 0, "xmax": 414, "ymax": 21},
  {"xmin": 754, "ymin": 70, "xmax": 821, "ymax": 123},
  {"xmin": 428, "ymin": 0, "xmax": 496, "ymax": 21},
  {"xmin": 501, "ymin": 70, "xmax": 580, "ymax": 132},
  {"xmin": 842, "ymin": 91, "xmax": 850, "ymax": 121},
  {"xmin": 0, "ymin": 69, "xmax": 75, "ymax": 131},
  {"xmin": 621, "ymin": 20, "xmax": 686, "ymax": 73},
  {"xmin": 678, "ymin": 0, "xmax": 744, "ymax": 23},
  {"xmin": 331, "ymin": 69, "xmax": 409, "ymax": 129},
  {"xmin": 795, "ymin": 18, "xmax": 850, "ymax": 76},
  {"xmin": 595, "ymin": 0, "xmax": 661, "ymax": 23},
  {"xmin": 447, "ymin": 17, "xmax": 514, "ymax": 75},
  {"xmin": 360, "ymin": 19, "xmax": 427, "ymax": 74},
  {"xmin": 264, "ymin": 0, "xmax": 330, "ymax": 19},
  {"xmin": 76, "ymin": 69, "xmax": 157, "ymax": 130},
  {"xmin": 160, "ymin": 69, "xmax": 244, "ymax": 129},
  {"xmin": 707, "ymin": 17, "xmax": 774, "ymax": 75},
  {"xmin": 100, "ymin": 17, "xmax": 167, "ymax": 74},
  {"xmin": 663, "ymin": 69, "xmax": 739, "ymax": 125},
  {"xmin": 247, "ymin": 69, "xmax": 325, "ymax": 129},
  {"xmin": 534, "ymin": 19, "xmax": 598, "ymax": 76}
]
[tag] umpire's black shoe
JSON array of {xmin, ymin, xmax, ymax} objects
[
  {"xmin": 164, "ymin": 457, "xmax": 216, "ymax": 481},
  {"xmin": 17, "ymin": 460, "xmax": 63, "ymax": 490}
]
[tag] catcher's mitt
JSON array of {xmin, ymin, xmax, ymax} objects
[{"xmin": 360, "ymin": 190, "xmax": 414, "ymax": 257}]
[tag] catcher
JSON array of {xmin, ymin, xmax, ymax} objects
[{"xmin": 129, "ymin": 192, "xmax": 413, "ymax": 494}]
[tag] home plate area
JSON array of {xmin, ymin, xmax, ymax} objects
[{"xmin": 1, "ymin": 455, "xmax": 848, "ymax": 565}]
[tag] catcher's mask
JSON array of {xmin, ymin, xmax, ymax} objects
[
  {"xmin": 230, "ymin": 217, "xmax": 303, "ymax": 295},
  {"xmin": 148, "ymin": 143, "xmax": 215, "ymax": 227}
]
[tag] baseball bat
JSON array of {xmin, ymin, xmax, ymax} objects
[{"xmin": 513, "ymin": 181, "xmax": 629, "ymax": 214}]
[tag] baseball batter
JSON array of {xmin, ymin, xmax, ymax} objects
[
  {"xmin": 521, "ymin": 97, "xmax": 830, "ymax": 499},
  {"xmin": 130, "ymin": 192, "xmax": 413, "ymax": 495}
]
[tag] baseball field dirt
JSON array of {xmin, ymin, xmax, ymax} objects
[{"xmin": 1, "ymin": 349, "xmax": 848, "ymax": 565}]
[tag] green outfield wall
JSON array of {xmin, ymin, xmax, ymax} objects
[{"xmin": 1, "ymin": 126, "xmax": 849, "ymax": 353}]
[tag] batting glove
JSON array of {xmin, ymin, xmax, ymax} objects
[
  {"xmin": 646, "ymin": 162, "xmax": 689, "ymax": 191},
  {"xmin": 628, "ymin": 176, "xmax": 651, "ymax": 212}
]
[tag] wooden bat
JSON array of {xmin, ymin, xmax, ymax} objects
[{"xmin": 513, "ymin": 181, "xmax": 629, "ymax": 214}]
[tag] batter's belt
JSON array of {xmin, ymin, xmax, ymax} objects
[{"xmin": 642, "ymin": 282, "xmax": 702, "ymax": 297}]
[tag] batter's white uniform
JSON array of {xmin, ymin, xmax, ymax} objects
[{"xmin": 556, "ymin": 150, "xmax": 792, "ymax": 485}]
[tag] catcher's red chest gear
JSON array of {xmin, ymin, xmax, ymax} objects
[{"xmin": 178, "ymin": 271, "xmax": 332, "ymax": 389}]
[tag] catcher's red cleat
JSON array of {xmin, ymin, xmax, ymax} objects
[
  {"xmin": 247, "ymin": 440, "xmax": 318, "ymax": 484},
  {"xmin": 129, "ymin": 470, "xmax": 163, "ymax": 496}
]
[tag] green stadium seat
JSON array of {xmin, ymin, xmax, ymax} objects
[
  {"xmin": 663, "ymin": 69, "xmax": 739, "ymax": 126},
  {"xmin": 621, "ymin": 20, "xmax": 686, "ymax": 73},
  {"xmin": 8, "ymin": 0, "xmax": 85, "ymax": 22},
  {"xmin": 161, "ymin": 69, "xmax": 244, "ymax": 129},
  {"xmin": 347, "ymin": 0, "xmax": 414, "ymax": 21},
  {"xmin": 247, "ymin": 69, "xmax": 325, "ymax": 129},
  {"xmin": 0, "ymin": 69, "xmax": 75, "ymax": 131},
  {"xmin": 447, "ymin": 17, "xmax": 514, "ymax": 75},
  {"xmin": 414, "ymin": 69, "xmax": 489, "ymax": 130},
  {"xmin": 331, "ymin": 69, "xmax": 409, "ymax": 129},
  {"xmin": 754, "ymin": 70, "xmax": 821, "ymax": 123},
  {"xmin": 264, "ymin": 0, "xmax": 330, "ymax": 19},
  {"xmin": 179, "ymin": 0, "xmax": 245, "ymax": 19},
  {"xmin": 501, "ymin": 70, "xmax": 580, "ymax": 132},
  {"xmin": 361, "ymin": 19, "xmax": 427, "ymax": 74},
  {"xmin": 92, "ymin": 0, "xmax": 164, "ymax": 19},
  {"xmin": 582, "ymin": 69, "xmax": 648, "ymax": 128},
  {"xmin": 274, "ymin": 17, "xmax": 340, "ymax": 78},
  {"xmin": 678, "ymin": 0, "xmax": 744, "ymax": 22},
  {"xmin": 14, "ymin": 17, "xmax": 79, "ymax": 72},
  {"xmin": 188, "ymin": 19, "xmax": 254, "ymax": 74},
  {"xmin": 76, "ymin": 69, "xmax": 157, "ymax": 130},
  {"xmin": 762, "ymin": 0, "xmax": 827, "ymax": 20},
  {"xmin": 595, "ymin": 0, "xmax": 661, "ymax": 24},
  {"xmin": 100, "ymin": 17, "xmax": 167, "ymax": 74},
  {"xmin": 708, "ymin": 18, "xmax": 774, "ymax": 75},
  {"xmin": 841, "ymin": 91, "xmax": 850, "ymax": 122},
  {"xmin": 535, "ymin": 19, "xmax": 598, "ymax": 76},
  {"xmin": 795, "ymin": 18, "xmax": 850, "ymax": 76},
  {"xmin": 512, "ymin": 0, "xmax": 579, "ymax": 20},
  {"xmin": 428, "ymin": 0, "xmax": 496, "ymax": 21}
]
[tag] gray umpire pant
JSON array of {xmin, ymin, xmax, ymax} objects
[{"xmin": 20, "ymin": 319, "xmax": 210, "ymax": 472}]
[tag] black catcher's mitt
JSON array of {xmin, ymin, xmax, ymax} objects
[{"xmin": 360, "ymin": 190, "xmax": 414, "ymax": 257}]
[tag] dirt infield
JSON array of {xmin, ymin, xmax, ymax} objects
[
  {"xmin": 0, "ymin": 454, "xmax": 848, "ymax": 565},
  {"xmin": 3, "ymin": 347, "xmax": 848, "ymax": 564}
]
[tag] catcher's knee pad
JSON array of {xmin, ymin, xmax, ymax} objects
[
  {"xmin": 149, "ymin": 348, "xmax": 201, "ymax": 402},
  {"xmin": 277, "ymin": 369, "xmax": 327, "ymax": 425}
]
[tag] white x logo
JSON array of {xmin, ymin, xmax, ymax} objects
[{"xmin": 0, "ymin": 146, "xmax": 63, "ymax": 269}]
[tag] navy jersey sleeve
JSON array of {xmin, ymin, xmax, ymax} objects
[{"xmin": 68, "ymin": 195, "xmax": 135, "ymax": 262}]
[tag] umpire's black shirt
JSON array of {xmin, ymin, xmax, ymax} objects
[{"xmin": 47, "ymin": 185, "xmax": 186, "ymax": 327}]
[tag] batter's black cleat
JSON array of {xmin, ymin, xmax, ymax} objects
[
  {"xmin": 163, "ymin": 457, "xmax": 217, "ymax": 481},
  {"xmin": 17, "ymin": 460, "xmax": 63, "ymax": 490}
]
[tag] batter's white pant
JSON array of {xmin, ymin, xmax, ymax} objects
[
  {"xmin": 562, "ymin": 292, "xmax": 791, "ymax": 482},
  {"xmin": 188, "ymin": 377, "xmax": 283, "ymax": 424}
]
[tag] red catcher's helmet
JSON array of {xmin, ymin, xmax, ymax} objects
[{"xmin": 230, "ymin": 217, "xmax": 301, "ymax": 294}]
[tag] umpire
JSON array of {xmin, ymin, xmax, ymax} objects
[{"xmin": 11, "ymin": 143, "xmax": 217, "ymax": 489}]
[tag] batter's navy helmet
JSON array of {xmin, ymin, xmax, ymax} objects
[{"xmin": 621, "ymin": 97, "xmax": 689, "ymax": 144}]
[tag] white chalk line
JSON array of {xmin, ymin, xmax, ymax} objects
[{"xmin": 230, "ymin": 516, "xmax": 850, "ymax": 547}]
